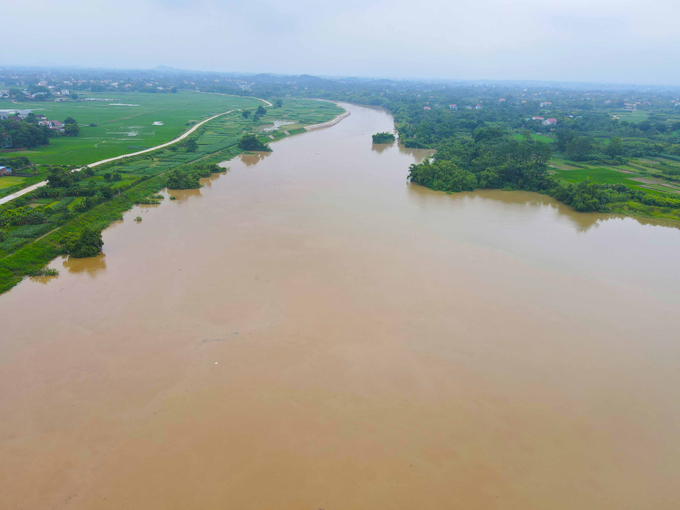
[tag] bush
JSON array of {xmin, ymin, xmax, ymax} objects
[
  {"xmin": 238, "ymin": 134, "xmax": 270, "ymax": 152},
  {"xmin": 61, "ymin": 228, "xmax": 104, "ymax": 258},
  {"xmin": 372, "ymin": 132, "xmax": 396, "ymax": 143}
]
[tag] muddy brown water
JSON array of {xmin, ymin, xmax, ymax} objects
[{"xmin": 2, "ymin": 103, "xmax": 680, "ymax": 510}]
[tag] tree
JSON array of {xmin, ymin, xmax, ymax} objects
[
  {"xmin": 47, "ymin": 166, "xmax": 76, "ymax": 188},
  {"xmin": 63, "ymin": 117, "xmax": 77, "ymax": 125},
  {"xmin": 63, "ymin": 228, "xmax": 104, "ymax": 258},
  {"xmin": 242, "ymin": 110, "xmax": 251, "ymax": 119},
  {"xmin": 555, "ymin": 128, "xmax": 575, "ymax": 153},
  {"xmin": 238, "ymin": 134, "xmax": 270, "ymax": 151},
  {"xmin": 565, "ymin": 136, "xmax": 594, "ymax": 161},
  {"xmin": 274, "ymin": 99, "xmax": 283, "ymax": 108},
  {"xmin": 605, "ymin": 137, "xmax": 624, "ymax": 158},
  {"xmin": 64, "ymin": 123, "xmax": 80, "ymax": 137},
  {"xmin": 372, "ymin": 132, "xmax": 396, "ymax": 143},
  {"xmin": 185, "ymin": 139, "xmax": 198, "ymax": 152},
  {"xmin": 256, "ymin": 105, "xmax": 267, "ymax": 116}
]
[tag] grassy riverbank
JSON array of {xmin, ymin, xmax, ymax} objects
[{"xmin": 0, "ymin": 99, "xmax": 345, "ymax": 294}]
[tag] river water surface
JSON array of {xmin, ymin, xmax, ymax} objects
[{"xmin": 2, "ymin": 104, "xmax": 680, "ymax": 509}]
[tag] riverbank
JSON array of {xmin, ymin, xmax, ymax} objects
[
  {"xmin": 0, "ymin": 99, "xmax": 346, "ymax": 294},
  {"xmin": 304, "ymin": 110, "xmax": 351, "ymax": 131}
]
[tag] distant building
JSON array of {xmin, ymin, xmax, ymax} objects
[
  {"xmin": 532, "ymin": 116, "xmax": 544, "ymax": 121},
  {"xmin": 449, "ymin": 104, "xmax": 458, "ymax": 110},
  {"xmin": 475, "ymin": 104, "xmax": 483, "ymax": 109},
  {"xmin": 542, "ymin": 118, "xmax": 558, "ymax": 126},
  {"xmin": 499, "ymin": 98, "xmax": 506, "ymax": 102},
  {"xmin": 42, "ymin": 120, "xmax": 64, "ymax": 130},
  {"xmin": 465, "ymin": 105, "xmax": 472, "ymax": 109},
  {"xmin": 540, "ymin": 101, "xmax": 552, "ymax": 107},
  {"xmin": 0, "ymin": 166, "xmax": 12, "ymax": 176},
  {"xmin": 423, "ymin": 106, "xmax": 431, "ymax": 110}
]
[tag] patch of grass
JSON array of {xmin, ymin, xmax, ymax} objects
[
  {"xmin": 513, "ymin": 133, "xmax": 554, "ymax": 143},
  {"xmin": 0, "ymin": 177, "xmax": 26, "ymax": 189},
  {"xmin": 553, "ymin": 166, "xmax": 646, "ymax": 189},
  {"xmin": 611, "ymin": 110, "xmax": 649, "ymax": 123}
]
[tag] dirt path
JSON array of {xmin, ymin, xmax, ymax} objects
[{"xmin": 0, "ymin": 109, "xmax": 237, "ymax": 206}]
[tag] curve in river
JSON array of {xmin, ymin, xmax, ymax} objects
[{"xmin": 1, "ymin": 103, "xmax": 680, "ymax": 510}]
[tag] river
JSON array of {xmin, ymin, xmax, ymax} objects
[{"xmin": 1, "ymin": 103, "xmax": 680, "ymax": 509}]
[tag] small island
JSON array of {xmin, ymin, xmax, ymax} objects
[{"xmin": 372, "ymin": 132, "xmax": 396, "ymax": 144}]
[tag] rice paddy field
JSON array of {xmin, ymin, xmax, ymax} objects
[
  {"xmin": 551, "ymin": 156, "xmax": 680, "ymax": 195},
  {"xmin": 2, "ymin": 91, "xmax": 266, "ymax": 165},
  {"xmin": 610, "ymin": 110, "xmax": 650, "ymax": 123},
  {"xmin": 512, "ymin": 133, "xmax": 555, "ymax": 143}
]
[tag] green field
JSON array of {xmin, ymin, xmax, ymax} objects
[
  {"xmin": 0, "ymin": 177, "xmax": 25, "ymax": 189},
  {"xmin": 551, "ymin": 160, "xmax": 680, "ymax": 196},
  {"xmin": 2, "ymin": 91, "xmax": 265, "ymax": 165},
  {"xmin": 512, "ymin": 133, "xmax": 554, "ymax": 143},
  {"xmin": 611, "ymin": 110, "xmax": 649, "ymax": 123}
]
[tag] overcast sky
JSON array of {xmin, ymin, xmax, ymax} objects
[{"xmin": 2, "ymin": 0, "xmax": 679, "ymax": 85}]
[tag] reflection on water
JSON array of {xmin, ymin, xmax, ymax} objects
[
  {"xmin": 168, "ymin": 188, "xmax": 202, "ymax": 203},
  {"xmin": 397, "ymin": 143, "xmax": 435, "ymax": 163},
  {"xmin": 406, "ymin": 184, "xmax": 679, "ymax": 233},
  {"xmin": 199, "ymin": 171, "xmax": 226, "ymax": 188},
  {"xmin": 238, "ymin": 151, "xmax": 272, "ymax": 167},
  {"xmin": 371, "ymin": 141, "xmax": 394, "ymax": 154},
  {"xmin": 61, "ymin": 253, "xmax": 107, "ymax": 276},
  {"xmin": 28, "ymin": 274, "xmax": 59, "ymax": 285}
]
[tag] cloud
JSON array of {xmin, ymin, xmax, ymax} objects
[{"xmin": 2, "ymin": 0, "xmax": 679, "ymax": 84}]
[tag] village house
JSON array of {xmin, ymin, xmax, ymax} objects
[
  {"xmin": 475, "ymin": 104, "xmax": 483, "ymax": 109},
  {"xmin": 542, "ymin": 118, "xmax": 558, "ymax": 126},
  {"xmin": 39, "ymin": 120, "xmax": 65, "ymax": 131},
  {"xmin": 540, "ymin": 101, "xmax": 552, "ymax": 107},
  {"xmin": 532, "ymin": 116, "xmax": 544, "ymax": 121},
  {"xmin": 0, "ymin": 165, "xmax": 12, "ymax": 177},
  {"xmin": 423, "ymin": 106, "xmax": 431, "ymax": 110},
  {"xmin": 449, "ymin": 104, "xmax": 458, "ymax": 110}
]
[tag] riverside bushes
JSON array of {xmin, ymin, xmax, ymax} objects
[
  {"xmin": 408, "ymin": 129, "xmax": 680, "ymax": 214},
  {"xmin": 372, "ymin": 132, "xmax": 396, "ymax": 143}
]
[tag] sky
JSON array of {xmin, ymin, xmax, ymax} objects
[{"xmin": 2, "ymin": 0, "xmax": 680, "ymax": 85}]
